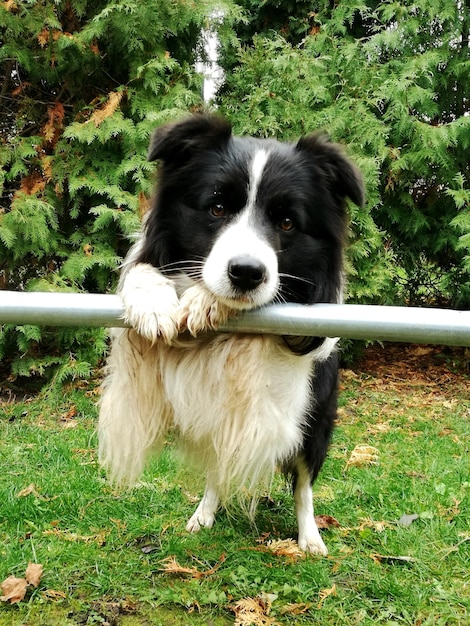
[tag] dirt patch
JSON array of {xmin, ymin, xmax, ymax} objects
[{"xmin": 353, "ymin": 343, "xmax": 469, "ymax": 390}]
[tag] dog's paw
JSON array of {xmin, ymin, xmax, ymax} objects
[
  {"xmin": 298, "ymin": 534, "xmax": 328, "ymax": 556},
  {"xmin": 178, "ymin": 284, "xmax": 233, "ymax": 336},
  {"xmin": 185, "ymin": 510, "xmax": 216, "ymax": 533},
  {"xmin": 125, "ymin": 305, "xmax": 179, "ymax": 344},
  {"xmin": 120, "ymin": 264, "xmax": 179, "ymax": 344}
]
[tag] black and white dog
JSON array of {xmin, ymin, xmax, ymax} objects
[{"xmin": 98, "ymin": 114, "xmax": 364, "ymax": 555}]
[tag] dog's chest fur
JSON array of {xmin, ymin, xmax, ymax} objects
[{"xmin": 156, "ymin": 332, "xmax": 315, "ymax": 496}]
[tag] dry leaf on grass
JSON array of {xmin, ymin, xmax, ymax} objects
[
  {"xmin": 398, "ymin": 513, "xmax": 420, "ymax": 527},
  {"xmin": 41, "ymin": 589, "xmax": 67, "ymax": 600},
  {"xmin": 159, "ymin": 554, "xmax": 225, "ymax": 579},
  {"xmin": 370, "ymin": 553, "xmax": 416, "ymax": 565},
  {"xmin": 265, "ymin": 538, "xmax": 304, "ymax": 560},
  {"xmin": 318, "ymin": 584, "xmax": 337, "ymax": 608},
  {"xmin": 16, "ymin": 483, "xmax": 40, "ymax": 498},
  {"xmin": 346, "ymin": 444, "xmax": 379, "ymax": 468},
  {"xmin": 232, "ymin": 596, "xmax": 277, "ymax": 626},
  {"xmin": 0, "ymin": 577, "xmax": 28, "ymax": 604},
  {"xmin": 42, "ymin": 527, "xmax": 108, "ymax": 545},
  {"xmin": 279, "ymin": 602, "xmax": 313, "ymax": 615},
  {"xmin": 1, "ymin": 562, "xmax": 43, "ymax": 604},
  {"xmin": 25, "ymin": 562, "xmax": 43, "ymax": 587},
  {"xmin": 358, "ymin": 518, "xmax": 392, "ymax": 532},
  {"xmin": 315, "ymin": 514, "xmax": 340, "ymax": 529},
  {"xmin": 367, "ymin": 421, "xmax": 392, "ymax": 435}
]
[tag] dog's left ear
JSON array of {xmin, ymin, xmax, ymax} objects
[
  {"xmin": 296, "ymin": 133, "xmax": 365, "ymax": 207},
  {"xmin": 147, "ymin": 113, "xmax": 232, "ymax": 165}
]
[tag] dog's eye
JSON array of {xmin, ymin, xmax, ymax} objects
[
  {"xmin": 279, "ymin": 217, "xmax": 294, "ymax": 232},
  {"xmin": 209, "ymin": 204, "xmax": 226, "ymax": 218}
]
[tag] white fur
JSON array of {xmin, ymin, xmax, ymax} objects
[
  {"xmin": 99, "ymin": 320, "xmax": 315, "ymax": 496},
  {"xmin": 185, "ymin": 483, "xmax": 219, "ymax": 532},
  {"xmin": 247, "ymin": 149, "xmax": 270, "ymax": 205},
  {"xmin": 295, "ymin": 461, "xmax": 328, "ymax": 555}
]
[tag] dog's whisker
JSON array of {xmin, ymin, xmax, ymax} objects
[
  {"xmin": 159, "ymin": 260, "xmax": 205, "ymax": 277},
  {"xmin": 279, "ymin": 272, "xmax": 316, "ymax": 287},
  {"xmin": 273, "ymin": 291, "xmax": 287, "ymax": 305}
]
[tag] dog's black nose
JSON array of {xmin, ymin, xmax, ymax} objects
[{"xmin": 228, "ymin": 256, "xmax": 266, "ymax": 291}]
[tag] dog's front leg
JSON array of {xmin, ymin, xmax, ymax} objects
[
  {"xmin": 294, "ymin": 461, "xmax": 328, "ymax": 556},
  {"xmin": 119, "ymin": 263, "xmax": 179, "ymax": 344},
  {"xmin": 186, "ymin": 480, "xmax": 220, "ymax": 533},
  {"xmin": 178, "ymin": 283, "xmax": 235, "ymax": 336}
]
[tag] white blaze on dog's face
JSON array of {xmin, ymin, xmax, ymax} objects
[{"xmin": 202, "ymin": 149, "xmax": 280, "ymax": 309}]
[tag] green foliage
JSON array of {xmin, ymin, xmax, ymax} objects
[
  {"xmin": 218, "ymin": 0, "xmax": 470, "ymax": 307},
  {"xmin": 0, "ymin": 0, "xmax": 228, "ymax": 380}
]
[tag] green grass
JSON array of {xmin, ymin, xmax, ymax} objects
[{"xmin": 0, "ymin": 346, "xmax": 469, "ymax": 625}]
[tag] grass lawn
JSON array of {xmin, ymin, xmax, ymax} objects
[{"xmin": 0, "ymin": 343, "xmax": 468, "ymax": 625}]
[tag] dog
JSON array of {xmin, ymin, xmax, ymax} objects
[{"xmin": 98, "ymin": 114, "xmax": 364, "ymax": 555}]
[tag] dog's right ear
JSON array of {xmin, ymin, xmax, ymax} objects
[{"xmin": 147, "ymin": 114, "xmax": 232, "ymax": 165}]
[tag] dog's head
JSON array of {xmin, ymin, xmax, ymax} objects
[{"xmin": 139, "ymin": 114, "xmax": 364, "ymax": 309}]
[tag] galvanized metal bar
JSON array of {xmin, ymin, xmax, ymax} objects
[
  {"xmin": 0, "ymin": 291, "xmax": 124, "ymax": 329},
  {"xmin": 1, "ymin": 290, "xmax": 469, "ymax": 346}
]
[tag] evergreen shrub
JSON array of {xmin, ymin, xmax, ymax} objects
[{"xmin": 0, "ymin": 0, "xmax": 228, "ymax": 381}]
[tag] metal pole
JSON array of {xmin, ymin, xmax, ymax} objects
[{"xmin": 1, "ymin": 290, "xmax": 469, "ymax": 346}]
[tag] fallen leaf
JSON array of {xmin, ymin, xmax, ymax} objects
[
  {"xmin": 406, "ymin": 471, "xmax": 428, "ymax": 480},
  {"xmin": 1, "ymin": 561, "xmax": 43, "ymax": 604},
  {"xmin": 0, "ymin": 576, "xmax": 28, "ymax": 603},
  {"xmin": 346, "ymin": 444, "xmax": 379, "ymax": 468},
  {"xmin": 232, "ymin": 596, "xmax": 277, "ymax": 626},
  {"xmin": 442, "ymin": 400, "xmax": 456, "ymax": 409},
  {"xmin": 25, "ymin": 562, "xmax": 43, "ymax": 587},
  {"xmin": 17, "ymin": 483, "xmax": 39, "ymax": 498},
  {"xmin": 159, "ymin": 554, "xmax": 225, "ymax": 579},
  {"xmin": 315, "ymin": 514, "xmax": 340, "ymax": 529},
  {"xmin": 41, "ymin": 589, "xmax": 67, "ymax": 600},
  {"xmin": 358, "ymin": 518, "xmax": 391, "ymax": 532},
  {"xmin": 398, "ymin": 513, "xmax": 419, "ymax": 527},
  {"xmin": 279, "ymin": 602, "xmax": 313, "ymax": 615},
  {"xmin": 61, "ymin": 420, "xmax": 78, "ymax": 430},
  {"xmin": 265, "ymin": 538, "xmax": 304, "ymax": 560},
  {"xmin": 140, "ymin": 543, "xmax": 160, "ymax": 554},
  {"xmin": 42, "ymin": 528, "xmax": 108, "ymax": 545},
  {"xmin": 318, "ymin": 584, "xmax": 337, "ymax": 608},
  {"xmin": 370, "ymin": 553, "xmax": 416, "ymax": 565},
  {"xmin": 61, "ymin": 406, "xmax": 77, "ymax": 421},
  {"xmin": 367, "ymin": 421, "xmax": 392, "ymax": 435}
]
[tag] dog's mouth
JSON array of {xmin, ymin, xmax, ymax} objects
[{"xmin": 217, "ymin": 290, "xmax": 266, "ymax": 310}]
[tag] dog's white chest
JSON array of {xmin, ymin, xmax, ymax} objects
[{"xmin": 158, "ymin": 334, "xmax": 314, "ymax": 494}]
